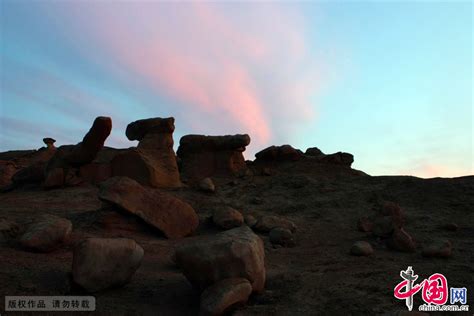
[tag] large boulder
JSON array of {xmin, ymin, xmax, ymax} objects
[
  {"xmin": 99, "ymin": 177, "xmax": 198, "ymax": 238},
  {"xmin": 112, "ymin": 117, "xmax": 181, "ymax": 188},
  {"xmin": 19, "ymin": 214, "xmax": 72, "ymax": 252},
  {"xmin": 200, "ymin": 278, "xmax": 253, "ymax": 316},
  {"xmin": 175, "ymin": 226, "xmax": 265, "ymax": 293},
  {"xmin": 72, "ymin": 237, "xmax": 144, "ymax": 292},
  {"xmin": 177, "ymin": 134, "xmax": 250, "ymax": 180},
  {"xmin": 212, "ymin": 207, "xmax": 244, "ymax": 230},
  {"xmin": 255, "ymin": 145, "xmax": 303, "ymax": 162},
  {"xmin": 0, "ymin": 160, "xmax": 18, "ymax": 187},
  {"xmin": 319, "ymin": 152, "xmax": 354, "ymax": 167}
]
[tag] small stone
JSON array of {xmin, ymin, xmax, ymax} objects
[
  {"xmin": 199, "ymin": 178, "xmax": 215, "ymax": 193},
  {"xmin": 254, "ymin": 216, "xmax": 296, "ymax": 233},
  {"xmin": 357, "ymin": 216, "xmax": 373, "ymax": 232},
  {"xmin": 200, "ymin": 278, "xmax": 252, "ymax": 316},
  {"xmin": 244, "ymin": 215, "xmax": 257, "ymax": 228},
  {"xmin": 372, "ymin": 216, "xmax": 395, "ymax": 237},
  {"xmin": 443, "ymin": 223, "xmax": 459, "ymax": 231},
  {"xmin": 350, "ymin": 241, "xmax": 374, "ymax": 256},
  {"xmin": 422, "ymin": 240, "xmax": 452, "ymax": 258},
  {"xmin": 72, "ymin": 237, "xmax": 144, "ymax": 292},
  {"xmin": 269, "ymin": 227, "xmax": 295, "ymax": 247},
  {"xmin": 251, "ymin": 197, "xmax": 264, "ymax": 205},
  {"xmin": 19, "ymin": 214, "xmax": 72, "ymax": 252},
  {"xmin": 387, "ymin": 228, "xmax": 416, "ymax": 252},
  {"xmin": 213, "ymin": 207, "xmax": 244, "ymax": 230}
]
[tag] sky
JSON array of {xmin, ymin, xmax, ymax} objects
[{"xmin": 0, "ymin": 1, "xmax": 472, "ymax": 178}]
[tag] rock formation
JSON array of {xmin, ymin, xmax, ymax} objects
[
  {"xmin": 177, "ymin": 134, "xmax": 250, "ymax": 180},
  {"xmin": 111, "ymin": 117, "xmax": 181, "ymax": 188}
]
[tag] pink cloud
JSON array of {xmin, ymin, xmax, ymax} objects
[
  {"xmin": 59, "ymin": 2, "xmax": 323, "ymax": 154},
  {"xmin": 398, "ymin": 163, "xmax": 472, "ymax": 178}
]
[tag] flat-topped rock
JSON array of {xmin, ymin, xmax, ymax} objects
[
  {"xmin": 126, "ymin": 117, "xmax": 175, "ymax": 141},
  {"xmin": 178, "ymin": 134, "xmax": 250, "ymax": 153},
  {"xmin": 255, "ymin": 145, "xmax": 303, "ymax": 162}
]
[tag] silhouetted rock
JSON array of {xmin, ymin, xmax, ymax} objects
[
  {"xmin": 175, "ymin": 226, "xmax": 265, "ymax": 293},
  {"xmin": 350, "ymin": 241, "xmax": 374, "ymax": 256},
  {"xmin": 99, "ymin": 177, "xmax": 198, "ymax": 238},
  {"xmin": 177, "ymin": 134, "xmax": 250, "ymax": 180},
  {"xmin": 19, "ymin": 214, "xmax": 72, "ymax": 252},
  {"xmin": 319, "ymin": 152, "xmax": 354, "ymax": 167},
  {"xmin": 200, "ymin": 278, "xmax": 252, "ymax": 316},
  {"xmin": 43, "ymin": 137, "xmax": 56, "ymax": 149},
  {"xmin": 255, "ymin": 145, "xmax": 303, "ymax": 162},
  {"xmin": 72, "ymin": 237, "xmax": 143, "ymax": 292},
  {"xmin": 305, "ymin": 147, "xmax": 325, "ymax": 157},
  {"xmin": 212, "ymin": 207, "xmax": 243, "ymax": 230},
  {"xmin": 112, "ymin": 117, "xmax": 181, "ymax": 188}
]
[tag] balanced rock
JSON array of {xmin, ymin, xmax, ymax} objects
[
  {"xmin": 255, "ymin": 145, "xmax": 303, "ymax": 162},
  {"xmin": 350, "ymin": 241, "xmax": 374, "ymax": 256},
  {"xmin": 254, "ymin": 215, "xmax": 296, "ymax": 233},
  {"xmin": 177, "ymin": 134, "xmax": 250, "ymax": 180},
  {"xmin": 387, "ymin": 228, "xmax": 416, "ymax": 252},
  {"xmin": 269, "ymin": 227, "xmax": 295, "ymax": 247},
  {"xmin": 43, "ymin": 137, "xmax": 56, "ymax": 149},
  {"xmin": 200, "ymin": 278, "xmax": 252, "ymax": 316},
  {"xmin": 213, "ymin": 207, "xmax": 243, "ymax": 230},
  {"xmin": 175, "ymin": 226, "xmax": 265, "ymax": 293},
  {"xmin": 19, "ymin": 214, "xmax": 72, "ymax": 252},
  {"xmin": 112, "ymin": 117, "xmax": 181, "ymax": 188},
  {"xmin": 99, "ymin": 177, "xmax": 198, "ymax": 238},
  {"xmin": 72, "ymin": 237, "xmax": 144, "ymax": 292},
  {"xmin": 422, "ymin": 240, "xmax": 452, "ymax": 258}
]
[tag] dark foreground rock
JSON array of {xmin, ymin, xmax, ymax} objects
[
  {"xmin": 175, "ymin": 226, "xmax": 265, "ymax": 293},
  {"xmin": 99, "ymin": 177, "xmax": 199, "ymax": 238},
  {"xmin": 72, "ymin": 237, "xmax": 144, "ymax": 292},
  {"xmin": 19, "ymin": 214, "xmax": 72, "ymax": 252},
  {"xmin": 200, "ymin": 278, "xmax": 252, "ymax": 316}
]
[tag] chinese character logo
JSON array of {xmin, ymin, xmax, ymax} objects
[{"xmin": 451, "ymin": 288, "xmax": 467, "ymax": 304}]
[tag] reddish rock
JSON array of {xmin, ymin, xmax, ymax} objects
[
  {"xmin": 0, "ymin": 160, "xmax": 18, "ymax": 187},
  {"xmin": 175, "ymin": 226, "xmax": 265, "ymax": 293},
  {"xmin": 19, "ymin": 214, "xmax": 72, "ymax": 252},
  {"xmin": 387, "ymin": 228, "xmax": 416, "ymax": 252},
  {"xmin": 199, "ymin": 177, "xmax": 215, "ymax": 193},
  {"xmin": 269, "ymin": 227, "xmax": 295, "ymax": 247},
  {"xmin": 79, "ymin": 163, "xmax": 112, "ymax": 184},
  {"xmin": 72, "ymin": 237, "xmax": 143, "ymax": 292},
  {"xmin": 112, "ymin": 117, "xmax": 181, "ymax": 188},
  {"xmin": 12, "ymin": 162, "xmax": 47, "ymax": 186},
  {"xmin": 99, "ymin": 177, "xmax": 198, "ymax": 238},
  {"xmin": 43, "ymin": 168, "xmax": 65, "ymax": 189},
  {"xmin": 350, "ymin": 241, "xmax": 374, "ymax": 256},
  {"xmin": 200, "ymin": 278, "xmax": 252, "ymax": 316},
  {"xmin": 357, "ymin": 216, "xmax": 373, "ymax": 232},
  {"xmin": 213, "ymin": 207, "xmax": 244, "ymax": 230},
  {"xmin": 177, "ymin": 134, "xmax": 250, "ymax": 180},
  {"xmin": 379, "ymin": 201, "xmax": 404, "ymax": 227}
]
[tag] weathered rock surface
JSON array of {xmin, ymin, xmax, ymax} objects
[
  {"xmin": 212, "ymin": 207, "xmax": 243, "ymax": 230},
  {"xmin": 175, "ymin": 226, "xmax": 265, "ymax": 293},
  {"xmin": 200, "ymin": 278, "xmax": 252, "ymax": 316},
  {"xmin": 72, "ymin": 237, "xmax": 144, "ymax": 292},
  {"xmin": 319, "ymin": 152, "xmax": 354, "ymax": 167},
  {"xmin": 350, "ymin": 241, "xmax": 374, "ymax": 256},
  {"xmin": 177, "ymin": 134, "xmax": 250, "ymax": 180},
  {"xmin": 254, "ymin": 215, "xmax": 296, "ymax": 233},
  {"xmin": 19, "ymin": 214, "xmax": 72, "ymax": 252},
  {"xmin": 99, "ymin": 177, "xmax": 198, "ymax": 238},
  {"xmin": 199, "ymin": 177, "xmax": 215, "ymax": 193},
  {"xmin": 0, "ymin": 160, "xmax": 18, "ymax": 187},
  {"xmin": 112, "ymin": 117, "xmax": 181, "ymax": 188}
]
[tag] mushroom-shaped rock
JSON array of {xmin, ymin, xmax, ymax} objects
[
  {"xmin": 177, "ymin": 134, "xmax": 250, "ymax": 180},
  {"xmin": 175, "ymin": 226, "xmax": 265, "ymax": 293},
  {"xmin": 43, "ymin": 137, "xmax": 56, "ymax": 149},
  {"xmin": 112, "ymin": 117, "xmax": 181, "ymax": 188},
  {"xmin": 72, "ymin": 237, "xmax": 144, "ymax": 292},
  {"xmin": 99, "ymin": 177, "xmax": 198, "ymax": 238},
  {"xmin": 19, "ymin": 214, "xmax": 72, "ymax": 252},
  {"xmin": 200, "ymin": 278, "xmax": 253, "ymax": 316}
]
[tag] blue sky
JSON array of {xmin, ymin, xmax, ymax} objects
[{"xmin": 0, "ymin": 1, "xmax": 472, "ymax": 177}]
